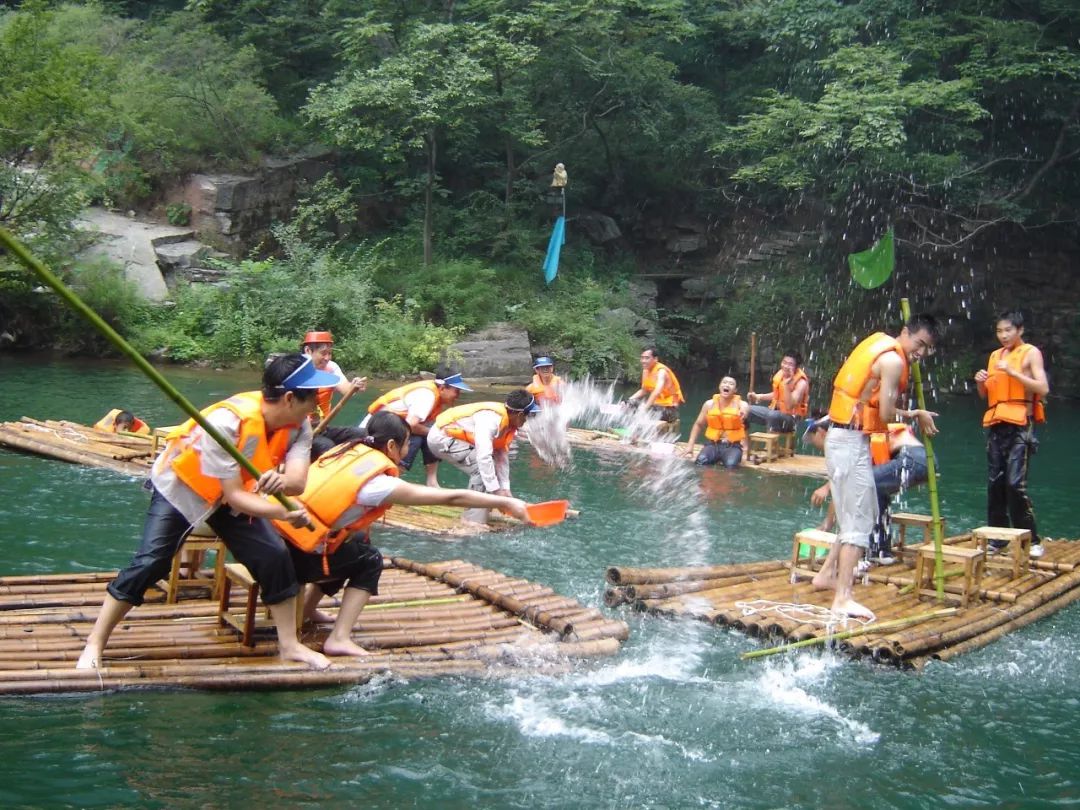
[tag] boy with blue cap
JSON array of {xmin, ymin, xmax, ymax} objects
[
  {"xmin": 427, "ymin": 389, "xmax": 540, "ymax": 524},
  {"xmin": 361, "ymin": 371, "xmax": 473, "ymax": 486},
  {"xmin": 526, "ymin": 357, "xmax": 563, "ymax": 406},
  {"xmin": 77, "ymin": 353, "xmax": 341, "ymax": 671}
]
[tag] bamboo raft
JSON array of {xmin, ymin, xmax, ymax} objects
[
  {"xmin": 566, "ymin": 427, "xmax": 827, "ymax": 478},
  {"xmin": 0, "ymin": 417, "xmax": 156, "ymax": 475},
  {"xmin": 605, "ymin": 536, "xmax": 1080, "ymax": 669},
  {"xmin": 0, "ymin": 557, "xmax": 627, "ymax": 695}
]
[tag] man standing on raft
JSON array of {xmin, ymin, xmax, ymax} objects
[
  {"xmin": 76, "ymin": 354, "xmax": 340, "ymax": 671},
  {"xmin": 813, "ymin": 316, "xmax": 941, "ymax": 619},
  {"xmin": 974, "ymin": 310, "xmax": 1049, "ymax": 557}
]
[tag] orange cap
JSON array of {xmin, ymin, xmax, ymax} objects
[{"xmin": 302, "ymin": 330, "xmax": 334, "ymax": 346}]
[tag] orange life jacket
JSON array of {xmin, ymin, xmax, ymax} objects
[
  {"xmin": 367, "ymin": 380, "xmax": 442, "ymax": 422},
  {"xmin": 435, "ymin": 402, "xmax": 516, "ymax": 451},
  {"xmin": 160, "ymin": 392, "xmax": 297, "ymax": 505},
  {"xmin": 526, "ymin": 374, "xmax": 563, "ymax": 404},
  {"xmin": 982, "ymin": 343, "xmax": 1046, "ymax": 427},
  {"xmin": 93, "ymin": 409, "xmax": 150, "ymax": 435},
  {"xmin": 641, "ymin": 362, "xmax": 685, "ymax": 408},
  {"xmin": 828, "ymin": 333, "xmax": 909, "ymax": 434},
  {"xmin": 869, "ymin": 422, "xmax": 913, "ymax": 465},
  {"xmin": 770, "ymin": 369, "xmax": 810, "ymax": 417},
  {"xmin": 704, "ymin": 395, "xmax": 747, "ymax": 443},
  {"xmin": 315, "ymin": 387, "xmax": 334, "ymax": 422},
  {"xmin": 273, "ymin": 444, "xmax": 399, "ymax": 571}
]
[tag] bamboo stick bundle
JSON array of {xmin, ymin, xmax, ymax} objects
[
  {"xmin": 13, "ymin": 421, "xmax": 151, "ymax": 459},
  {"xmin": 604, "ymin": 588, "xmax": 631, "ymax": 608},
  {"xmin": 929, "ymin": 584, "xmax": 1080, "ymax": 663},
  {"xmin": 642, "ymin": 568, "xmax": 793, "ymax": 612},
  {"xmin": 355, "ymin": 613, "xmax": 522, "ymax": 636},
  {"xmin": 566, "ymin": 619, "xmax": 631, "ymax": 642},
  {"xmin": 884, "ymin": 573, "xmax": 1077, "ymax": 661},
  {"xmin": 605, "ymin": 560, "xmax": 786, "ymax": 586},
  {"xmin": 0, "ymin": 430, "xmax": 148, "ymax": 474},
  {"xmin": 624, "ymin": 574, "xmax": 765, "ymax": 601},
  {"xmin": 978, "ymin": 572, "xmax": 1054, "ymax": 603},
  {"xmin": 357, "ymin": 626, "xmax": 530, "ymax": 650},
  {"xmin": 0, "ymin": 571, "xmax": 118, "ymax": 586},
  {"xmin": 391, "ymin": 557, "xmax": 575, "ymax": 636}
]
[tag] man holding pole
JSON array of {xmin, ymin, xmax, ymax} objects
[
  {"xmin": 747, "ymin": 351, "xmax": 810, "ymax": 433},
  {"xmin": 812, "ymin": 316, "xmax": 941, "ymax": 619},
  {"xmin": 76, "ymin": 354, "xmax": 340, "ymax": 671}
]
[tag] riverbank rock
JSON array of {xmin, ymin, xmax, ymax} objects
[
  {"xmin": 444, "ymin": 323, "xmax": 534, "ymax": 384},
  {"xmin": 178, "ymin": 150, "xmax": 333, "ymax": 255},
  {"xmin": 76, "ymin": 208, "xmax": 190, "ymax": 301}
]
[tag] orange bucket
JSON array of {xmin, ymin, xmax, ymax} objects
[{"xmin": 525, "ymin": 500, "xmax": 569, "ymax": 527}]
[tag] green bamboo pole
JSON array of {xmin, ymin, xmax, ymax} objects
[
  {"xmin": 899, "ymin": 297, "xmax": 945, "ymax": 599},
  {"xmin": 0, "ymin": 226, "xmax": 301, "ymax": 514},
  {"xmin": 741, "ymin": 608, "xmax": 957, "ymax": 660}
]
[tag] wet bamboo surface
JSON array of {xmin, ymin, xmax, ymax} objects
[
  {"xmin": 607, "ymin": 537, "xmax": 1080, "ymax": 669},
  {"xmin": 0, "ymin": 417, "xmax": 155, "ymax": 475},
  {"xmin": 566, "ymin": 427, "xmax": 827, "ymax": 479},
  {"xmin": 0, "ymin": 558, "xmax": 626, "ymax": 695}
]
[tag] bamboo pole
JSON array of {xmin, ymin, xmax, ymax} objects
[
  {"xmin": 742, "ymin": 608, "xmax": 957, "ymax": 660},
  {"xmin": 0, "ymin": 226, "xmax": 304, "ymax": 517},
  {"xmin": 749, "ymin": 331, "xmax": 757, "ymax": 399},
  {"xmin": 606, "ymin": 560, "xmax": 785, "ymax": 585},
  {"xmin": 313, "ymin": 384, "xmax": 359, "ymax": 436},
  {"xmin": 899, "ymin": 297, "xmax": 945, "ymax": 599}
]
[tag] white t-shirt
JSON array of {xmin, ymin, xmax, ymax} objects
[
  {"xmin": 151, "ymin": 405, "xmax": 313, "ymax": 525},
  {"xmin": 360, "ymin": 386, "xmax": 438, "ymax": 428},
  {"xmin": 328, "ymin": 474, "xmax": 402, "ymax": 530}
]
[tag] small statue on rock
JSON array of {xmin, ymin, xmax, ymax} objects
[{"xmin": 551, "ymin": 162, "xmax": 567, "ymax": 188}]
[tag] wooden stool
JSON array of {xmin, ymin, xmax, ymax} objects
[
  {"xmin": 972, "ymin": 526, "xmax": 1032, "ymax": 581},
  {"xmin": 790, "ymin": 529, "xmax": 836, "ymax": 582},
  {"xmin": 749, "ymin": 432, "xmax": 780, "ymax": 463},
  {"xmin": 890, "ymin": 513, "xmax": 946, "ymax": 556},
  {"xmin": 914, "ymin": 545, "xmax": 985, "ymax": 607},
  {"xmin": 157, "ymin": 524, "xmax": 226, "ymax": 603},
  {"xmin": 219, "ymin": 563, "xmax": 305, "ymax": 647},
  {"xmin": 777, "ymin": 431, "xmax": 796, "ymax": 458},
  {"xmin": 150, "ymin": 425, "xmax": 177, "ymax": 455}
]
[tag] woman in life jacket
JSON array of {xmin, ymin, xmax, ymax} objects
[{"xmin": 279, "ymin": 411, "xmax": 532, "ymax": 658}]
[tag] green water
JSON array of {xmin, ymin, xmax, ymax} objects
[{"xmin": 1, "ymin": 356, "xmax": 1078, "ymax": 808}]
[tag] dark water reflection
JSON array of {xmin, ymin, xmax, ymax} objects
[{"xmin": 0, "ymin": 356, "xmax": 1077, "ymax": 807}]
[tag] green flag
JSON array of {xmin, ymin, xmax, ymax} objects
[{"xmin": 848, "ymin": 227, "xmax": 895, "ymax": 289}]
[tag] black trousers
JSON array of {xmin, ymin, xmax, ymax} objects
[
  {"xmin": 108, "ymin": 487, "xmax": 300, "ymax": 607},
  {"xmin": 986, "ymin": 423, "xmax": 1039, "ymax": 543}
]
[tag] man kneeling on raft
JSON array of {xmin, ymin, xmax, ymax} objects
[{"xmin": 275, "ymin": 412, "xmax": 531, "ymax": 657}]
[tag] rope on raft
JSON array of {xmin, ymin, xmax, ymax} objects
[{"xmin": 734, "ymin": 599, "xmax": 876, "ymax": 628}]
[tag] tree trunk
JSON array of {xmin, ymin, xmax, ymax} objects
[
  {"xmin": 424, "ymin": 131, "xmax": 435, "ymax": 266},
  {"xmin": 504, "ymin": 135, "xmax": 515, "ymax": 218}
]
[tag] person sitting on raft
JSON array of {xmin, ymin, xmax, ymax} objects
[
  {"xmin": 76, "ymin": 354, "xmax": 341, "ymax": 671},
  {"xmin": 274, "ymin": 411, "xmax": 532, "ymax": 658},
  {"xmin": 746, "ymin": 351, "xmax": 810, "ymax": 433},
  {"xmin": 682, "ymin": 376, "xmax": 750, "ymax": 468},
  {"xmin": 526, "ymin": 357, "xmax": 563, "ymax": 406},
  {"xmin": 624, "ymin": 347, "xmax": 685, "ymax": 438},
  {"xmin": 426, "ymin": 389, "xmax": 540, "ymax": 525},
  {"xmin": 93, "ymin": 409, "xmax": 150, "ymax": 435},
  {"xmin": 804, "ymin": 417, "xmax": 930, "ymax": 564},
  {"xmin": 360, "ymin": 372, "xmax": 473, "ymax": 487}
]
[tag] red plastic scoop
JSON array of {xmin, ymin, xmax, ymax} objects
[{"xmin": 525, "ymin": 499, "xmax": 569, "ymax": 527}]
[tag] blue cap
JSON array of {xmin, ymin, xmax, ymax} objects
[
  {"xmin": 280, "ymin": 356, "xmax": 342, "ymax": 390},
  {"xmin": 437, "ymin": 373, "xmax": 473, "ymax": 392},
  {"xmin": 533, "ymin": 356, "xmax": 555, "ymax": 369},
  {"xmin": 507, "ymin": 394, "xmax": 541, "ymax": 415}
]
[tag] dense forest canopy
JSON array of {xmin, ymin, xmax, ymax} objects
[{"xmin": 1, "ymin": 0, "xmax": 1078, "ymax": 388}]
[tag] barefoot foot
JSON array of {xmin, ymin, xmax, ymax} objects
[
  {"xmin": 811, "ymin": 571, "xmax": 836, "ymax": 591},
  {"xmin": 76, "ymin": 644, "xmax": 101, "ymax": 670},
  {"xmin": 280, "ymin": 643, "xmax": 331, "ymax": 670},
  {"xmin": 831, "ymin": 599, "xmax": 875, "ymax": 621},
  {"xmin": 322, "ymin": 638, "xmax": 370, "ymax": 658},
  {"xmin": 306, "ymin": 608, "xmax": 336, "ymax": 624}
]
